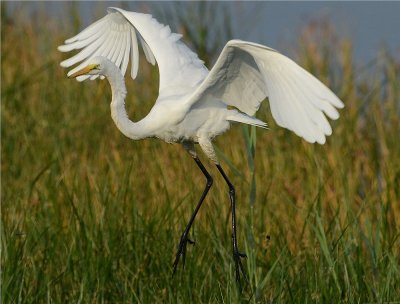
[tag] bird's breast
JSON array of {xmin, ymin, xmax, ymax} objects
[{"xmin": 154, "ymin": 105, "xmax": 232, "ymax": 144}]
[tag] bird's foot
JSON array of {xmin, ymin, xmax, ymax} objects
[
  {"xmin": 172, "ymin": 233, "xmax": 195, "ymax": 276},
  {"xmin": 233, "ymin": 248, "xmax": 247, "ymax": 287}
]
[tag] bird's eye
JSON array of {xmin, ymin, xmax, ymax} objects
[{"xmin": 90, "ymin": 64, "xmax": 100, "ymax": 71}]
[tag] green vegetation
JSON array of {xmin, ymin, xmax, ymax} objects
[{"xmin": 1, "ymin": 3, "xmax": 399, "ymax": 303}]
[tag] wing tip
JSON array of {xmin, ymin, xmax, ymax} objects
[
  {"xmin": 60, "ymin": 59, "xmax": 74, "ymax": 68},
  {"xmin": 57, "ymin": 45, "xmax": 69, "ymax": 52},
  {"xmin": 304, "ymin": 135, "xmax": 326, "ymax": 145},
  {"xmin": 337, "ymin": 99, "xmax": 345, "ymax": 109},
  {"xmin": 330, "ymin": 95, "xmax": 345, "ymax": 109},
  {"xmin": 317, "ymin": 136, "xmax": 326, "ymax": 145}
]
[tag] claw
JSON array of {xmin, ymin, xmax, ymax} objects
[
  {"xmin": 233, "ymin": 249, "xmax": 248, "ymax": 287},
  {"xmin": 172, "ymin": 234, "xmax": 195, "ymax": 276}
]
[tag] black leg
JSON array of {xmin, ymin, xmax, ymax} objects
[
  {"xmin": 172, "ymin": 156, "xmax": 213, "ymax": 275},
  {"xmin": 216, "ymin": 164, "xmax": 247, "ymax": 286}
]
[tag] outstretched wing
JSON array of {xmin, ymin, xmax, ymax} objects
[
  {"xmin": 58, "ymin": 7, "xmax": 207, "ymax": 93},
  {"xmin": 188, "ymin": 40, "xmax": 344, "ymax": 144}
]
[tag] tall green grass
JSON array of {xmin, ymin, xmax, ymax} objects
[{"xmin": 1, "ymin": 3, "xmax": 400, "ymax": 303}]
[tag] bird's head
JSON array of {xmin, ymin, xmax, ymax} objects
[{"xmin": 69, "ymin": 56, "xmax": 108, "ymax": 78}]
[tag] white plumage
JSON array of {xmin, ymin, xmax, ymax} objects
[
  {"xmin": 58, "ymin": 7, "xmax": 344, "ymax": 283},
  {"xmin": 59, "ymin": 7, "xmax": 343, "ymax": 147}
]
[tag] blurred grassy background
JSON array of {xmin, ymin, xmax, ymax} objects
[{"xmin": 1, "ymin": 2, "xmax": 400, "ymax": 303}]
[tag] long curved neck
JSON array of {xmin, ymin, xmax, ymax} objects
[{"xmin": 108, "ymin": 66, "xmax": 148, "ymax": 140}]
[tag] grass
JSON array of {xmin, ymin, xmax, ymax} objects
[{"xmin": 1, "ymin": 3, "xmax": 400, "ymax": 303}]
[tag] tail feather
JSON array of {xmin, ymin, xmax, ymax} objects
[{"xmin": 227, "ymin": 112, "xmax": 267, "ymax": 129}]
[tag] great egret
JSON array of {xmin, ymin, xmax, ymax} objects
[{"xmin": 58, "ymin": 7, "xmax": 344, "ymax": 283}]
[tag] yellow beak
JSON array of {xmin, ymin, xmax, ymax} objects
[{"xmin": 69, "ymin": 64, "xmax": 98, "ymax": 78}]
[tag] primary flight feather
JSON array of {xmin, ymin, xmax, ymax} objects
[{"xmin": 58, "ymin": 7, "xmax": 344, "ymax": 284}]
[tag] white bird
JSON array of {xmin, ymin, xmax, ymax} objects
[{"xmin": 58, "ymin": 7, "xmax": 344, "ymax": 283}]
